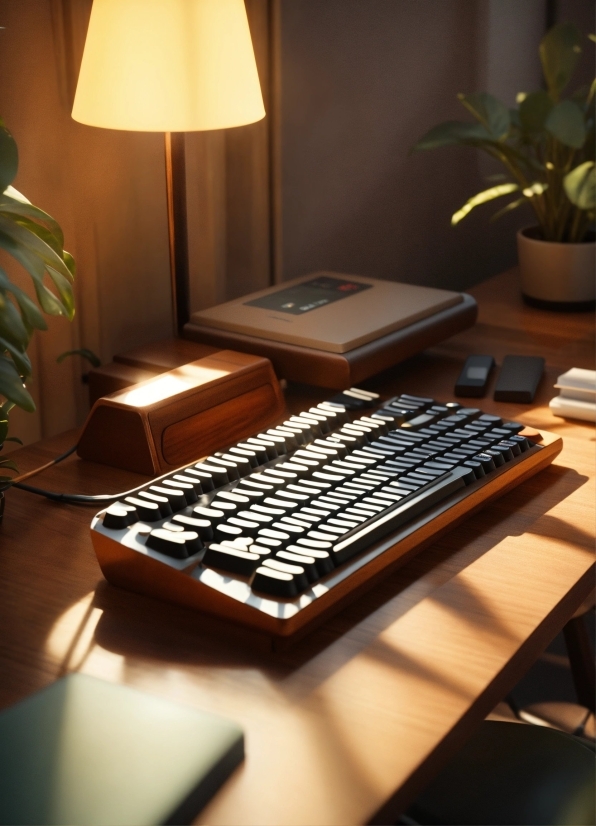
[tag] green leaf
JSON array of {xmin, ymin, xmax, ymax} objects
[
  {"xmin": 57, "ymin": 348, "xmax": 101, "ymax": 368},
  {"xmin": 489, "ymin": 196, "xmax": 529, "ymax": 222},
  {"xmin": 0, "ymin": 354, "xmax": 35, "ymax": 411},
  {"xmin": 564, "ymin": 161, "xmax": 595, "ymax": 209},
  {"xmin": 0, "ymin": 123, "xmax": 18, "ymax": 193},
  {"xmin": 0, "ymin": 271, "xmax": 48, "ymax": 332},
  {"xmin": 63, "ymin": 250, "xmax": 76, "ymax": 278},
  {"xmin": 0, "ymin": 458, "xmax": 18, "ymax": 472},
  {"xmin": 46, "ymin": 266, "xmax": 75, "ymax": 319},
  {"xmin": 411, "ymin": 120, "xmax": 492, "ymax": 152},
  {"xmin": 6, "ymin": 213, "xmax": 64, "ymax": 257},
  {"xmin": 4, "ymin": 436, "xmax": 23, "ymax": 444},
  {"xmin": 0, "ymin": 214, "xmax": 74, "ymax": 282},
  {"xmin": 540, "ymin": 22, "xmax": 582, "ymax": 100},
  {"xmin": 545, "ymin": 100, "xmax": 586, "ymax": 148},
  {"xmin": 519, "ymin": 90, "xmax": 554, "ymax": 133},
  {"xmin": 451, "ymin": 183, "xmax": 519, "ymax": 225},
  {"xmin": 0, "ymin": 189, "xmax": 64, "ymax": 250},
  {"xmin": 0, "ymin": 415, "xmax": 7, "ymax": 443},
  {"xmin": 0, "ymin": 231, "xmax": 69, "ymax": 316},
  {"xmin": 0, "ymin": 335, "xmax": 32, "ymax": 377},
  {"xmin": 458, "ymin": 92, "xmax": 510, "ymax": 139},
  {"xmin": 0, "ymin": 295, "xmax": 29, "ymax": 347}
]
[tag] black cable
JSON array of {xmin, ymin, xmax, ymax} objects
[
  {"xmin": 12, "ymin": 482, "xmax": 129, "ymax": 505},
  {"xmin": 12, "ymin": 442, "xmax": 138, "ymax": 505}
]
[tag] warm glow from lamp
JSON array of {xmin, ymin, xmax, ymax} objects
[{"xmin": 72, "ymin": 0, "xmax": 266, "ymax": 132}]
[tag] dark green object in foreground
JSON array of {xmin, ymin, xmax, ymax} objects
[
  {"xmin": 0, "ymin": 674, "xmax": 244, "ymax": 825},
  {"xmin": 405, "ymin": 720, "xmax": 595, "ymax": 825}
]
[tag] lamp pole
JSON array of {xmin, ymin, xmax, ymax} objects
[{"xmin": 164, "ymin": 131, "xmax": 190, "ymax": 334}]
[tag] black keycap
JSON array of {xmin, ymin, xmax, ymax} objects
[
  {"xmin": 500, "ymin": 438, "xmax": 521, "ymax": 457},
  {"xmin": 485, "ymin": 448, "xmax": 505, "ymax": 467},
  {"xmin": 478, "ymin": 414, "xmax": 502, "ymax": 425},
  {"xmin": 209, "ymin": 456, "xmax": 242, "ymax": 480},
  {"xmin": 228, "ymin": 516, "xmax": 261, "ymax": 537},
  {"xmin": 228, "ymin": 446, "xmax": 259, "ymax": 468},
  {"xmin": 171, "ymin": 474, "xmax": 204, "ymax": 493},
  {"xmin": 251, "ymin": 471, "xmax": 285, "ymax": 487},
  {"xmin": 473, "ymin": 453, "xmax": 497, "ymax": 473},
  {"xmin": 146, "ymin": 528, "xmax": 200, "ymax": 559},
  {"xmin": 246, "ymin": 436, "xmax": 278, "ymax": 460},
  {"xmin": 236, "ymin": 441, "xmax": 269, "ymax": 465},
  {"xmin": 509, "ymin": 434, "xmax": 530, "ymax": 452},
  {"xmin": 138, "ymin": 491, "xmax": 173, "ymax": 518},
  {"xmin": 203, "ymin": 544, "xmax": 261, "ymax": 576},
  {"xmin": 239, "ymin": 508, "xmax": 273, "ymax": 525},
  {"xmin": 218, "ymin": 453, "xmax": 252, "ymax": 476},
  {"xmin": 492, "ymin": 443, "xmax": 514, "ymax": 462},
  {"xmin": 124, "ymin": 496, "xmax": 161, "ymax": 522},
  {"xmin": 251, "ymin": 566, "xmax": 298, "ymax": 598},
  {"xmin": 251, "ymin": 503, "xmax": 286, "ymax": 519},
  {"xmin": 194, "ymin": 505, "xmax": 226, "ymax": 524},
  {"xmin": 217, "ymin": 490, "xmax": 251, "ymax": 506},
  {"xmin": 286, "ymin": 544, "xmax": 335, "ymax": 575},
  {"xmin": 463, "ymin": 459, "xmax": 485, "ymax": 479},
  {"xmin": 195, "ymin": 462, "xmax": 229, "ymax": 486},
  {"xmin": 276, "ymin": 550, "xmax": 320, "ymax": 582},
  {"xmin": 172, "ymin": 513, "xmax": 214, "ymax": 540},
  {"xmin": 259, "ymin": 431, "xmax": 288, "ymax": 454},
  {"xmin": 161, "ymin": 480, "xmax": 199, "ymax": 505},
  {"xmin": 238, "ymin": 478, "xmax": 275, "ymax": 492},
  {"xmin": 184, "ymin": 468, "xmax": 215, "ymax": 492},
  {"xmin": 103, "ymin": 503, "xmax": 137, "ymax": 530},
  {"xmin": 501, "ymin": 421, "xmax": 524, "ymax": 434},
  {"xmin": 262, "ymin": 559, "xmax": 309, "ymax": 591},
  {"xmin": 214, "ymin": 523, "xmax": 244, "ymax": 542},
  {"xmin": 149, "ymin": 485, "xmax": 189, "ymax": 511}
]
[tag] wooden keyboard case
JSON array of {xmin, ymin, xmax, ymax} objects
[{"xmin": 90, "ymin": 429, "xmax": 562, "ymax": 647}]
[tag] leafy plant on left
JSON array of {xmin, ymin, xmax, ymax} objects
[{"xmin": 0, "ymin": 117, "xmax": 75, "ymax": 489}]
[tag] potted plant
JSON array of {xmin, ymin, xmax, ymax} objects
[
  {"xmin": 412, "ymin": 23, "xmax": 595, "ymax": 311},
  {"xmin": 0, "ymin": 117, "xmax": 75, "ymax": 520}
]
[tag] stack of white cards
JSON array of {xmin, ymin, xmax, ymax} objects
[{"xmin": 549, "ymin": 368, "xmax": 596, "ymax": 422}]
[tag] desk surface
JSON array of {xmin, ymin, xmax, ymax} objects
[{"xmin": 1, "ymin": 269, "xmax": 594, "ymax": 825}]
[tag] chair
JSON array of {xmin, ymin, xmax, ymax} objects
[{"xmin": 401, "ymin": 721, "xmax": 595, "ymax": 825}]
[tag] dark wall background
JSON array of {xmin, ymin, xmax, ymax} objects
[{"xmin": 278, "ymin": 0, "xmax": 592, "ymax": 291}]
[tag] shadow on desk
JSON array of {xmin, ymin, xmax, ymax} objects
[{"xmin": 48, "ymin": 462, "xmax": 590, "ymax": 699}]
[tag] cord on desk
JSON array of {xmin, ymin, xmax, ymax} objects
[{"xmin": 11, "ymin": 443, "xmax": 135, "ymax": 505}]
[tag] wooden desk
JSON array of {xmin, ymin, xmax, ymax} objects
[{"xmin": 1, "ymin": 269, "xmax": 594, "ymax": 825}]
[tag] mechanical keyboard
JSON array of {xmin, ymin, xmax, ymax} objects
[{"xmin": 90, "ymin": 389, "xmax": 562, "ymax": 641}]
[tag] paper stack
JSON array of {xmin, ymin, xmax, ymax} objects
[{"xmin": 549, "ymin": 368, "xmax": 596, "ymax": 422}]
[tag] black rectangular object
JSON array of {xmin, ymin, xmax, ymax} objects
[
  {"xmin": 454, "ymin": 355, "xmax": 495, "ymax": 397},
  {"xmin": 494, "ymin": 355, "xmax": 545, "ymax": 403}
]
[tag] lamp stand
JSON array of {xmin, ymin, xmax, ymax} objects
[{"xmin": 164, "ymin": 131, "xmax": 190, "ymax": 334}]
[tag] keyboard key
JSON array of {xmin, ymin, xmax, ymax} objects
[
  {"xmin": 138, "ymin": 490, "xmax": 173, "ymax": 518},
  {"xmin": 195, "ymin": 462, "xmax": 229, "ymax": 487},
  {"xmin": 171, "ymin": 514, "xmax": 214, "ymax": 540},
  {"xmin": 161, "ymin": 479, "xmax": 199, "ymax": 505},
  {"xmin": 124, "ymin": 496, "xmax": 161, "ymax": 522},
  {"xmin": 103, "ymin": 503, "xmax": 137, "ymax": 530},
  {"xmin": 146, "ymin": 528, "xmax": 201, "ymax": 559},
  {"xmin": 251, "ymin": 566, "xmax": 298, "ymax": 598},
  {"xmin": 262, "ymin": 558, "xmax": 309, "ymax": 591},
  {"xmin": 286, "ymin": 544, "xmax": 335, "ymax": 575},
  {"xmin": 276, "ymin": 550, "xmax": 320, "ymax": 582},
  {"xmin": 203, "ymin": 544, "xmax": 261, "ymax": 576}
]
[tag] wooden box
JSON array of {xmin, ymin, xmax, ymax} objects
[{"xmin": 78, "ymin": 350, "xmax": 286, "ymax": 475}]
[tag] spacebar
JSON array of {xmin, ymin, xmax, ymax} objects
[{"xmin": 332, "ymin": 467, "xmax": 470, "ymax": 563}]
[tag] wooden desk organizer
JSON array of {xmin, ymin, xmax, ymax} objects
[{"xmin": 77, "ymin": 350, "xmax": 286, "ymax": 475}]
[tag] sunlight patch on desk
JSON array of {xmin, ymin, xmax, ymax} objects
[{"xmin": 45, "ymin": 591, "xmax": 124, "ymax": 680}]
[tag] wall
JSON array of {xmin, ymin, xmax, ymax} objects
[
  {"xmin": 277, "ymin": 0, "xmax": 548, "ymax": 289},
  {"xmin": 0, "ymin": 0, "xmax": 173, "ymax": 446}
]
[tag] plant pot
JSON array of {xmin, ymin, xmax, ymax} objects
[{"xmin": 517, "ymin": 227, "xmax": 596, "ymax": 312}]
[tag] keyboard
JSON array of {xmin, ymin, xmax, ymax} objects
[{"xmin": 90, "ymin": 389, "xmax": 562, "ymax": 642}]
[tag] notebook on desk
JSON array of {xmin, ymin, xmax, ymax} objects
[
  {"xmin": 190, "ymin": 272, "xmax": 464, "ymax": 354},
  {"xmin": 0, "ymin": 674, "xmax": 244, "ymax": 826}
]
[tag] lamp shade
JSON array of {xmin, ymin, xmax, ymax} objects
[{"xmin": 72, "ymin": 0, "xmax": 265, "ymax": 132}]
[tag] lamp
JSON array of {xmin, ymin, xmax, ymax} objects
[{"xmin": 72, "ymin": 0, "xmax": 266, "ymax": 332}]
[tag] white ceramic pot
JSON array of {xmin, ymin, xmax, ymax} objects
[{"xmin": 517, "ymin": 227, "xmax": 595, "ymax": 310}]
